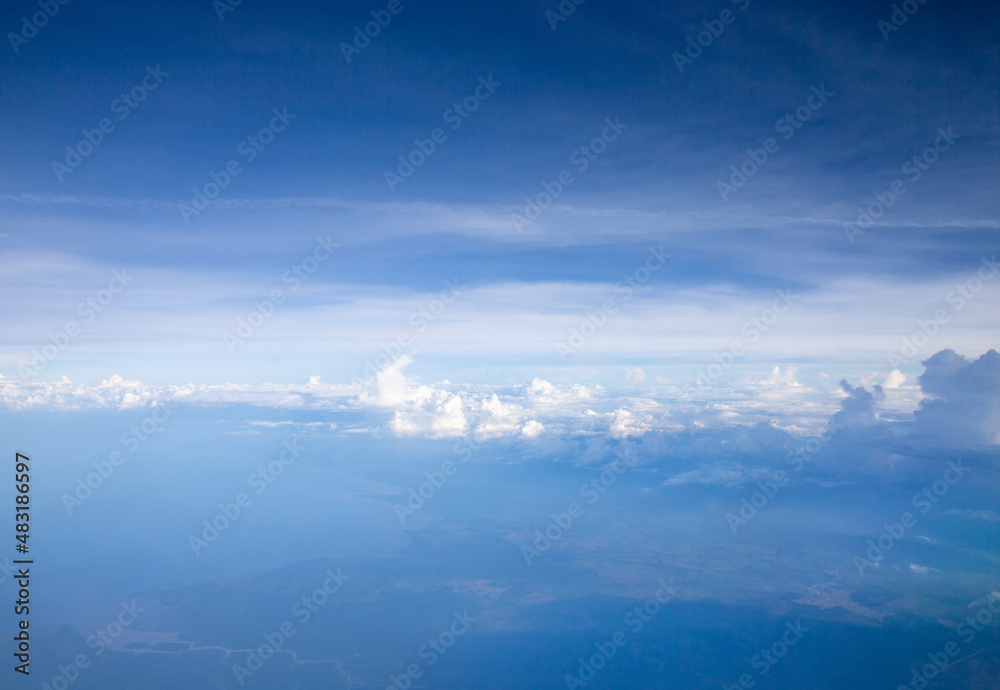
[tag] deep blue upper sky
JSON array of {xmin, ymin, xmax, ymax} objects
[{"xmin": 2, "ymin": 0, "xmax": 994, "ymax": 202}]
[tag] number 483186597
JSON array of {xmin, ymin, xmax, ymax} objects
[{"xmin": 15, "ymin": 453, "xmax": 30, "ymax": 554}]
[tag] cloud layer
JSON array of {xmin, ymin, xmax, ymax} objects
[{"xmin": 3, "ymin": 351, "xmax": 996, "ymax": 469}]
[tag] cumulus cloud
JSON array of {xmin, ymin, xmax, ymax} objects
[
  {"xmin": 883, "ymin": 370, "xmax": 907, "ymax": 389},
  {"xmin": 0, "ymin": 374, "xmax": 164, "ymax": 410},
  {"xmin": 610, "ymin": 409, "xmax": 651, "ymax": 438},
  {"xmin": 475, "ymin": 393, "xmax": 523, "ymax": 439},
  {"xmin": 0, "ymin": 361, "xmax": 612, "ymax": 441},
  {"xmin": 355, "ymin": 356, "xmax": 469, "ymax": 438},
  {"xmin": 357, "ymin": 354, "xmax": 434, "ymax": 409},
  {"xmin": 521, "ymin": 420, "xmax": 545, "ymax": 438},
  {"xmin": 759, "ymin": 366, "xmax": 802, "ymax": 387},
  {"xmin": 625, "ymin": 368, "xmax": 646, "ymax": 384},
  {"xmin": 526, "ymin": 378, "xmax": 595, "ymax": 406},
  {"xmin": 528, "ymin": 378, "xmax": 555, "ymax": 397},
  {"xmin": 430, "ymin": 395, "xmax": 468, "ymax": 437},
  {"xmin": 9, "ymin": 351, "xmax": 994, "ymax": 453},
  {"xmin": 792, "ymin": 379, "xmax": 900, "ymax": 479},
  {"xmin": 914, "ymin": 349, "xmax": 1000, "ymax": 445},
  {"xmin": 829, "ymin": 380, "xmax": 884, "ymax": 432},
  {"xmin": 356, "ymin": 360, "xmax": 607, "ymax": 439}
]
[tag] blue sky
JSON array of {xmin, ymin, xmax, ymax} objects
[
  {"xmin": 1, "ymin": 7, "xmax": 999, "ymax": 688},
  {"xmin": 1, "ymin": 0, "xmax": 997, "ymax": 414}
]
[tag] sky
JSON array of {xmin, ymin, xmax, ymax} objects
[
  {"xmin": 1, "ymin": 4, "xmax": 999, "ymax": 689},
  {"xmin": 0, "ymin": 0, "xmax": 998, "ymax": 428}
]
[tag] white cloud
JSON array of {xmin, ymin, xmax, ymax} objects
[
  {"xmin": 4, "ymin": 351, "xmax": 994, "ymax": 451},
  {"xmin": 610, "ymin": 409, "xmax": 650, "ymax": 438},
  {"xmin": 475, "ymin": 393, "xmax": 523, "ymax": 439},
  {"xmin": 355, "ymin": 356, "xmax": 469, "ymax": 439},
  {"xmin": 625, "ymin": 368, "xmax": 646, "ymax": 384},
  {"xmin": 0, "ymin": 362, "xmax": 835, "ymax": 441},
  {"xmin": 430, "ymin": 394, "xmax": 468, "ymax": 437},
  {"xmin": 528, "ymin": 378, "xmax": 555, "ymax": 398},
  {"xmin": 759, "ymin": 366, "xmax": 802, "ymax": 387},
  {"xmin": 521, "ymin": 420, "xmax": 545, "ymax": 438},
  {"xmin": 526, "ymin": 378, "xmax": 596, "ymax": 407},
  {"xmin": 357, "ymin": 354, "xmax": 433, "ymax": 409},
  {"xmin": 3, "ymin": 250, "xmax": 999, "ymax": 386},
  {"xmin": 883, "ymin": 370, "xmax": 907, "ymax": 388},
  {"xmin": 0, "ymin": 373, "xmax": 162, "ymax": 411}
]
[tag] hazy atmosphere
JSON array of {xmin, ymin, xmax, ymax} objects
[{"xmin": 1, "ymin": 0, "xmax": 998, "ymax": 688}]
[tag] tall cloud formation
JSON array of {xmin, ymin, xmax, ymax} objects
[
  {"xmin": 914, "ymin": 349, "xmax": 1000, "ymax": 446},
  {"xmin": 830, "ymin": 380, "xmax": 884, "ymax": 432}
]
